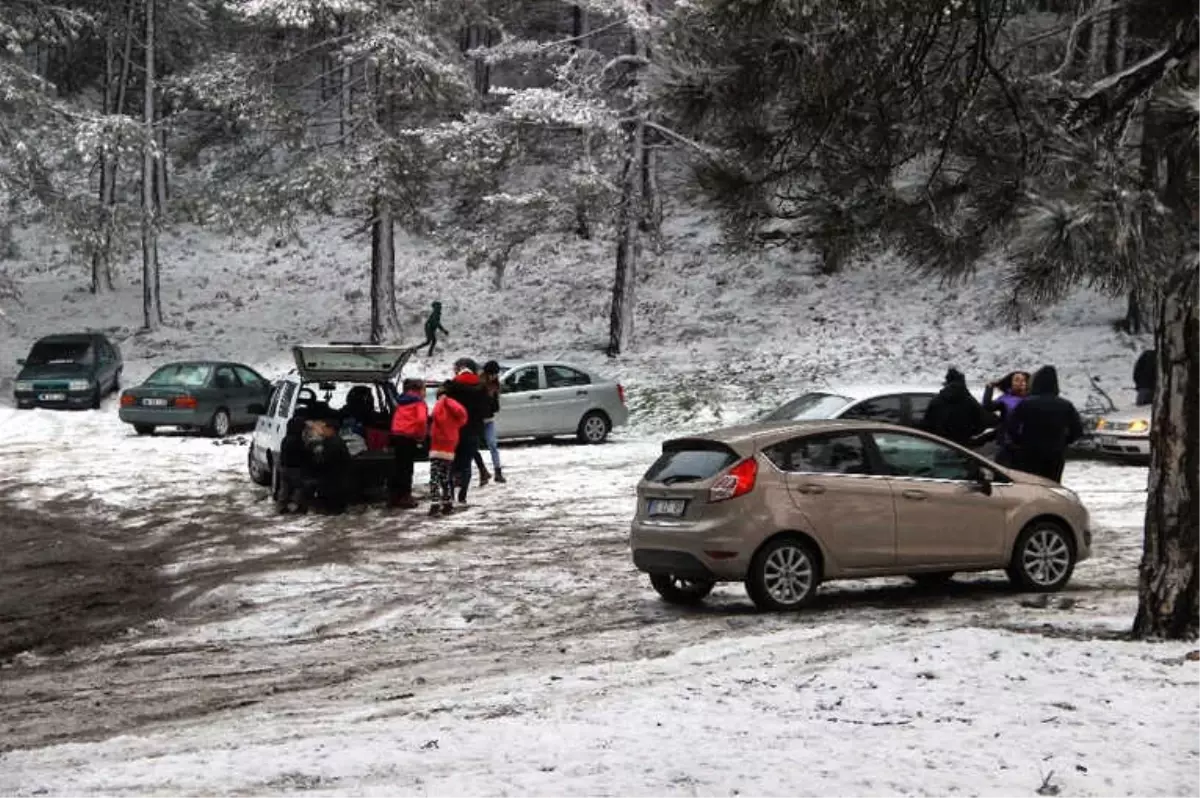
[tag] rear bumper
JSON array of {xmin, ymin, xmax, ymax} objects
[
  {"xmin": 14, "ymin": 390, "xmax": 94, "ymax": 409},
  {"xmin": 630, "ymin": 518, "xmax": 751, "ymax": 581},
  {"xmin": 609, "ymin": 403, "xmax": 630, "ymax": 429},
  {"xmin": 119, "ymin": 407, "xmax": 209, "ymax": 427}
]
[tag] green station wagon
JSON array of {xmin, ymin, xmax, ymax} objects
[{"xmin": 119, "ymin": 361, "xmax": 272, "ymax": 437}]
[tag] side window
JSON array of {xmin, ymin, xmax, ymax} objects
[
  {"xmin": 502, "ymin": 366, "xmax": 541, "ymax": 393},
  {"xmin": 764, "ymin": 433, "xmax": 871, "ymax": 475},
  {"xmin": 545, "ymin": 365, "xmax": 591, "ymax": 388},
  {"xmin": 872, "ymin": 432, "xmax": 977, "ymax": 481},
  {"xmin": 266, "ymin": 385, "xmax": 282, "ymax": 416},
  {"xmin": 841, "ymin": 395, "xmax": 905, "ymax": 425},
  {"xmin": 96, "ymin": 340, "xmax": 111, "ymax": 363},
  {"xmin": 907, "ymin": 394, "xmax": 935, "ymax": 427},
  {"xmin": 214, "ymin": 366, "xmax": 239, "ymax": 390},
  {"xmin": 275, "ymin": 382, "xmax": 297, "ymax": 418},
  {"xmin": 234, "ymin": 366, "xmax": 264, "ymax": 388}
]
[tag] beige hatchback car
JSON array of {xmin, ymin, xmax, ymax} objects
[{"xmin": 630, "ymin": 420, "xmax": 1091, "ymax": 611}]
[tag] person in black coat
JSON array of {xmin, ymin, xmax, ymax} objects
[
  {"xmin": 1134, "ymin": 349, "xmax": 1156, "ymax": 406},
  {"xmin": 921, "ymin": 368, "xmax": 996, "ymax": 448},
  {"xmin": 1009, "ymin": 365, "xmax": 1083, "ymax": 483},
  {"xmin": 444, "ymin": 358, "xmax": 491, "ymax": 504},
  {"xmin": 308, "ymin": 416, "xmax": 351, "ymax": 513},
  {"xmin": 276, "ymin": 417, "xmax": 315, "ymax": 513}
]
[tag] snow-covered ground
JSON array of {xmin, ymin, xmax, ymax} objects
[{"xmin": 0, "ymin": 211, "xmax": 1194, "ymax": 796}]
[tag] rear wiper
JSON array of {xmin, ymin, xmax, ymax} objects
[{"xmin": 661, "ymin": 474, "xmax": 703, "ymax": 484}]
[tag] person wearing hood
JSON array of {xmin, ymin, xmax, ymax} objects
[
  {"xmin": 921, "ymin": 368, "xmax": 996, "ymax": 448},
  {"xmin": 389, "ymin": 378, "xmax": 428, "ymax": 509},
  {"xmin": 981, "ymin": 370, "xmax": 1030, "ymax": 466},
  {"xmin": 1133, "ymin": 349, "xmax": 1156, "ymax": 406},
  {"xmin": 1009, "ymin": 365, "xmax": 1083, "ymax": 482},
  {"xmin": 444, "ymin": 358, "xmax": 490, "ymax": 505}
]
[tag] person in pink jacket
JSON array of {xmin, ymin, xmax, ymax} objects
[{"xmin": 428, "ymin": 381, "xmax": 468, "ymax": 516}]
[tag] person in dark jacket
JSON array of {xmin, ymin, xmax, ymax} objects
[
  {"xmin": 308, "ymin": 416, "xmax": 352, "ymax": 513},
  {"xmin": 1134, "ymin": 349, "xmax": 1156, "ymax": 406},
  {"xmin": 444, "ymin": 358, "xmax": 490, "ymax": 504},
  {"xmin": 423, "ymin": 301, "xmax": 449, "ymax": 357},
  {"xmin": 276, "ymin": 417, "xmax": 315, "ymax": 513},
  {"xmin": 1009, "ymin": 365, "xmax": 1083, "ymax": 482},
  {"xmin": 981, "ymin": 370, "xmax": 1030, "ymax": 466},
  {"xmin": 921, "ymin": 368, "xmax": 995, "ymax": 447}
]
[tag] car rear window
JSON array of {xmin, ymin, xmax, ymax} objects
[
  {"xmin": 761, "ymin": 392, "xmax": 852, "ymax": 421},
  {"xmin": 145, "ymin": 364, "xmax": 212, "ymax": 387},
  {"xmin": 644, "ymin": 440, "xmax": 740, "ymax": 484}
]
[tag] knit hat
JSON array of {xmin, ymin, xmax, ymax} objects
[{"xmin": 945, "ymin": 367, "xmax": 966, "ymax": 385}]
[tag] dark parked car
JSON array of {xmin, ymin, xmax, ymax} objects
[
  {"xmin": 119, "ymin": 361, "xmax": 272, "ymax": 437},
  {"xmin": 14, "ymin": 332, "xmax": 123, "ymax": 409}
]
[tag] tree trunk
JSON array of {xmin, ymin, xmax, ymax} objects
[
  {"xmin": 640, "ymin": 142, "xmax": 663, "ymax": 251},
  {"xmin": 1124, "ymin": 288, "xmax": 1144, "ymax": 333},
  {"xmin": 1086, "ymin": 0, "xmax": 1110, "ymax": 79},
  {"xmin": 92, "ymin": 22, "xmax": 116, "ymax": 295},
  {"xmin": 571, "ymin": 4, "xmax": 592, "ymax": 239},
  {"xmin": 369, "ymin": 194, "xmax": 399, "ymax": 344},
  {"xmin": 606, "ymin": 117, "xmax": 645, "ymax": 357},
  {"xmin": 140, "ymin": 0, "xmax": 161, "ymax": 330},
  {"xmin": 1133, "ymin": 265, "xmax": 1199, "ymax": 639},
  {"xmin": 340, "ymin": 18, "xmax": 352, "ymax": 145},
  {"xmin": 155, "ymin": 124, "xmax": 169, "ymax": 212}
]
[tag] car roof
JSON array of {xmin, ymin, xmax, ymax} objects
[
  {"xmin": 674, "ymin": 419, "xmax": 904, "ymax": 446},
  {"xmin": 36, "ymin": 333, "xmax": 98, "ymax": 343},
  {"xmin": 817, "ymin": 384, "xmax": 939, "ymax": 400}
]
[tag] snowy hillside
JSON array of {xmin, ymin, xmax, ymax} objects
[{"xmin": 0, "ymin": 206, "xmax": 1150, "ymax": 432}]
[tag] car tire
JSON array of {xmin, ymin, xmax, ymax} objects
[
  {"xmin": 576, "ymin": 410, "xmax": 610, "ymax": 444},
  {"xmin": 133, "ymin": 424, "xmax": 155, "ymax": 436},
  {"xmin": 909, "ymin": 571, "xmax": 956, "ymax": 588},
  {"xmin": 207, "ymin": 408, "xmax": 232, "ymax": 438},
  {"xmin": 649, "ymin": 573, "xmax": 715, "ymax": 606},
  {"xmin": 248, "ymin": 444, "xmax": 272, "ymax": 486},
  {"xmin": 745, "ymin": 536, "xmax": 821, "ymax": 612},
  {"xmin": 1006, "ymin": 521, "xmax": 1076, "ymax": 592},
  {"xmin": 90, "ymin": 387, "xmax": 101, "ymax": 410}
]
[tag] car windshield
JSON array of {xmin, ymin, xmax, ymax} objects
[
  {"xmin": 145, "ymin": 364, "xmax": 212, "ymax": 387},
  {"xmin": 761, "ymin": 392, "xmax": 853, "ymax": 421},
  {"xmin": 27, "ymin": 340, "xmax": 93, "ymax": 366}
]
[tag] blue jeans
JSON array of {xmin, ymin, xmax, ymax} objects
[{"xmin": 483, "ymin": 420, "xmax": 501, "ymax": 471}]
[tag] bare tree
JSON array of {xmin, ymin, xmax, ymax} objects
[{"xmin": 140, "ymin": 0, "xmax": 162, "ymax": 330}]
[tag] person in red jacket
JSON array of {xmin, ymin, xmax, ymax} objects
[
  {"xmin": 428, "ymin": 381, "xmax": 468, "ymax": 516},
  {"xmin": 389, "ymin": 378, "xmax": 427, "ymax": 509}
]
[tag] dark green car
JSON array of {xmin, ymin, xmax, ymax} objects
[
  {"xmin": 118, "ymin": 361, "xmax": 272, "ymax": 437},
  {"xmin": 14, "ymin": 332, "xmax": 123, "ymax": 409}
]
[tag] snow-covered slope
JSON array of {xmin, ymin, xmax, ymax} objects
[{"xmin": 0, "ymin": 206, "xmax": 1149, "ymax": 434}]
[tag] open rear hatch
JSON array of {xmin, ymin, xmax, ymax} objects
[{"xmin": 292, "ymin": 343, "xmax": 418, "ymax": 383}]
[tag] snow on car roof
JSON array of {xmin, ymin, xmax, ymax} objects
[{"xmin": 816, "ymin": 383, "xmax": 940, "ymax": 401}]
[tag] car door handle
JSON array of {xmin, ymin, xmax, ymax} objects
[
  {"xmin": 575, "ymin": 390, "xmax": 589, "ymax": 396},
  {"xmin": 902, "ymin": 489, "xmax": 927, "ymax": 501},
  {"xmin": 796, "ymin": 484, "xmax": 826, "ymax": 495},
  {"xmin": 529, "ymin": 394, "xmax": 542, "ymax": 400}
]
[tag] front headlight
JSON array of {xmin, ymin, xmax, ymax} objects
[
  {"xmin": 1050, "ymin": 486, "xmax": 1080, "ymax": 503},
  {"xmin": 1128, "ymin": 419, "xmax": 1149, "ymax": 433},
  {"xmin": 68, "ymin": 379, "xmax": 92, "ymax": 391},
  {"xmin": 1095, "ymin": 418, "xmax": 1108, "ymax": 430},
  {"xmin": 14, "ymin": 380, "xmax": 31, "ymax": 392}
]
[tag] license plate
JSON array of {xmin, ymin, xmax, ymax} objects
[
  {"xmin": 142, "ymin": 398, "xmax": 168, "ymax": 407},
  {"xmin": 647, "ymin": 498, "xmax": 686, "ymax": 517},
  {"xmin": 38, "ymin": 393, "xmax": 65, "ymax": 401},
  {"xmin": 1098, "ymin": 436, "xmax": 1120, "ymax": 446}
]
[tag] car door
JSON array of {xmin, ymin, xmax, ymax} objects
[
  {"xmin": 762, "ymin": 432, "xmax": 896, "ymax": 570},
  {"xmin": 212, "ymin": 365, "xmax": 242, "ymax": 422},
  {"xmin": 839, "ymin": 394, "xmax": 906, "ymax": 425},
  {"xmin": 496, "ymin": 365, "xmax": 543, "ymax": 438},
  {"xmin": 542, "ymin": 364, "xmax": 593, "ymax": 433},
  {"xmin": 94, "ymin": 338, "xmax": 116, "ymax": 391},
  {"xmin": 868, "ymin": 431, "xmax": 1010, "ymax": 566},
  {"xmin": 234, "ymin": 365, "xmax": 271, "ymax": 419}
]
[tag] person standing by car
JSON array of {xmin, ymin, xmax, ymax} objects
[
  {"xmin": 275, "ymin": 417, "xmax": 315, "ymax": 514},
  {"xmin": 428, "ymin": 381, "xmax": 468, "ymax": 517},
  {"xmin": 921, "ymin": 368, "xmax": 995, "ymax": 447},
  {"xmin": 480, "ymin": 360, "xmax": 505, "ymax": 484},
  {"xmin": 308, "ymin": 417, "xmax": 352, "ymax": 514},
  {"xmin": 981, "ymin": 370, "xmax": 1030, "ymax": 466},
  {"xmin": 389, "ymin": 378, "xmax": 428, "ymax": 509},
  {"xmin": 423, "ymin": 301, "xmax": 449, "ymax": 357},
  {"xmin": 1010, "ymin": 365, "xmax": 1084, "ymax": 482},
  {"xmin": 1134, "ymin": 349, "xmax": 1156, "ymax": 406},
  {"xmin": 445, "ymin": 358, "xmax": 490, "ymax": 505}
]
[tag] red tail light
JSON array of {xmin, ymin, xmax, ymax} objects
[
  {"xmin": 617, "ymin": 384, "xmax": 626, "ymax": 405},
  {"xmin": 709, "ymin": 457, "xmax": 757, "ymax": 503},
  {"xmin": 119, "ymin": 393, "xmax": 134, "ymax": 407},
  {"xmin": 175, "ymin": 395, "xmax": 198, "ymax": 409}
]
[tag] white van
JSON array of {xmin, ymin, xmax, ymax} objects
[{"xmin": 247, "ymin": 343, "xmax": 417, "ymax": 487}]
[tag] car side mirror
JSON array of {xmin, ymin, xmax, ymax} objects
[
  {"xmin": 248, "ymin": 403, "xmax": 267, "ymax": 415},
  {"xmin": 974, "ymin": 466, "xmax": 995, "ymax": 496},
  {"xmin": 16, "ymin": 358, "xmax": 24, "ymax": 365}
]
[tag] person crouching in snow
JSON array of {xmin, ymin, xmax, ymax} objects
[
  {"xmin": 276, "ymin": 417, "xmax": 314, "ymax": 513},
  {"xmin": 428, "ymin": 380, "xmax": 468, "ymax": 517},
  {"xmin": 389, "ymin": 378, "xmax": 427, "ymax": 509}
]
